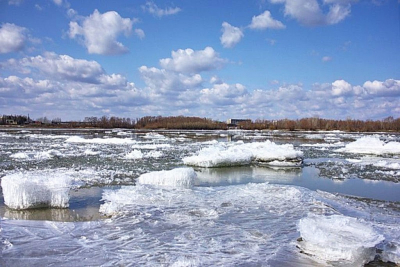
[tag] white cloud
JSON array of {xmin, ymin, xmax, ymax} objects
[
  {"xmin": 0, "ymin": 23, "xmax": 27, "ymax": 53},
  {"xmin": 68, "ymin": 9, "xmax": 134, "ymax": 55},
  {"xmin": 271, "ymin": 0, "xmax": 353, "ymax": 26},
  {"xmin": 363, "ymin": 79, "xmax": 400, "ymax": 97},
  {"xmin": 8, "ymin": 0, "xmax": 23, "ymax": 6},
  {"xmin": 159, "ymin": 47, "xmax": 226, "ymax": 74},
  {"xmin": 249, "ymin": 10, "xmax": 286, "ymax": 30},
  {"xmin": 53, "ymin": 0, "xmax": 63, "ymax": 6},
  {"xmin": 19, "ymin": 52, "xmax": 105, "ymax": 83},
  {"xmin": 331, "ymin": 79, "xmax": 352, "ymax": 96},
  {"xmin": 322, "ymin": 56, "xmax": 332, "ymax": 62},
  {"xmin": 135, "ymin": 29, "xmax": 145, "ymax": 39},
  {"xmin": 139, "ymin": 66, "xmax": 203, "ymax": 94},
  {"xmin": 142, "ymin": 1, "xmax": 181, "ymax": 17},
  {"xmin": 220, "ymin": 22, "xmax": 244, "ymax": 48},
  {"xmin": 200, "ymin": 83, "xmax": 247, "ymax": 105}
]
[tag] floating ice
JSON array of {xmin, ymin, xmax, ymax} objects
[
  {"xmin": 183, "ymin": 140, "xmax": 303, "ymax": 167},
  {"xmin": 142, "ymin": 132, "xmax": 167, "ymax": 139},
  {"xmin": 131, "ymin": 143, "xmax": 171, "ymax": 150},
  {"xmin": 183, "ymin": 143, "xmax": 253, "ymax": 167},
  {"xmin": 66, "ymin": 136, "xmax": 137, "ymax": 145},
  {"xmin": 124, "ymin": 150, "xmax": 143, "ymax": 159},
  {"xmin": 381, "ymin": 241, "xmax": 400, "ymax": 265},
  {"xmin": 337, "ymin": 137, "xmax": 400, "ymax": 155},
  {"xmin": 298, "ymin": 214, "xmax": 384, "ymax": 266},
  {"xmin": 10, "ymin": 150, "xmax": 60, "ymax": 160},
  {"xmin": 1, "ymin": 172, "xmax": 72, "ymax": 209},
  {"xmin": 137, "ymin": 167, "xmax": 196, "ymax": 188}
]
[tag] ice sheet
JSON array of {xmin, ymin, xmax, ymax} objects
[
  {"xmin": 66, "ymin": 136, "xmax": 137, "ymax": 145},
  {"xmin": 137, "ymin": 167, "xmax": 196, "ymax": 188},
  {"xmin": 337, "ymin": 136, "xmax": 400, "ymax": 155},
  {"xmin": 298, "ymin": 214, "xmax": 384, "ymax": 265},
  {"xmin": 1, "ymin": 172, "xmax": 72, "ymax": 209},
  {"xmin": 183, "ymin": 140, "xmax": 303, "ymax": 167}
]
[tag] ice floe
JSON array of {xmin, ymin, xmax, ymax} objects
[
  {"xmin": 337, "ymin": 136, "xmax": 400, "ymax": 155},
  {"xmin": 10, "ymin": 150, "xmax": 62, "ymax": 160},
  {"xmin": 1, "ymin": 172, "xmax": 72, "ymax": 209},
  {"xmin": 183, "ymin": 140, "xmax": 303, "ymax": 167},
  {"xmin": 66, "ymin": 136, "xmax": 137, "ymax": 145},
  {"xmin": 298, "ymin": 214, "xmax": 384, "ymax": 266},
  {"xmin": 137, "ymin": 167, "xmax": 196, "ymax": 188}
]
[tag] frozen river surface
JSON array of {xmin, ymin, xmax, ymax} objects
[{"xmin": 0, "ymin": 129, "xmax": 399, "ymax": 266}]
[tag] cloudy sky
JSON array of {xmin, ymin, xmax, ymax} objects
[{"xmin": 0, "ymin": 0, "xmax": 399, "ymax": 121}]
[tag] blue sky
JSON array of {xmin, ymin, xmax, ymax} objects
[{"xmin": 0, "ymin": 0, "xmax": 399, "ymax": 121}]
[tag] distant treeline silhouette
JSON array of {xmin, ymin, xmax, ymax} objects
[{"xmin": 1, "ymin": 114, "xmax": 400, "ymax": 132}]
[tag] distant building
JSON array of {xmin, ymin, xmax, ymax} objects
[
  {"xmin": 5, "ymin": 119, "xmax": 17, "ymax": 125},
  {"xmin": 226, "ymin": 119, "xmax": 251, "ymax": 128}
]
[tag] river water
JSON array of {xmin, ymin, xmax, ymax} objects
[{"xmin": 0, "ymin": 128, "xmax": 399, "ymax": 266}]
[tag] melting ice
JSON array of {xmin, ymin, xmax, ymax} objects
[{"xmin": 1, "ymin": 130, "xmax": 400, "ymax": 266}]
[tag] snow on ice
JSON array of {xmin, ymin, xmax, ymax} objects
[
  {"xmin": 337, "ymin": 136, "xmax": 400, "ymax": 155},
  {"xmin": 1, "ymin": 172, "xmax": 72, "ymax": 209},
  {"xmin": 182, "ymin": 140, "xmax": 303, "ymax": 167},
  {"xmin": 137, "ymin": 167, "xmax": 196, "ymax": 188},
  {"xmin": 298, "ymin": 214, "xmax": 385, "ymax": 266},
  {"xmin": 66, "ymin": 136, "xmax": 137, "ymax": 145}
]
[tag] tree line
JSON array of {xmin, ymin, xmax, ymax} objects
[{"xmin": 1, "ymin": 114, "xmax": 400, "ymax": 132}]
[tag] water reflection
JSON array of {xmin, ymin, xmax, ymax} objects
[
  {"xmin": 195, "ymin": 166, "xmax": 400, "ymax": 202},
  {"xmin": 195, "ymin": 166, "xmax": 302, "ymax": 186},
  {"xmin": 0, "ymin": 187, "xmax": 106, "ymax": 222}
]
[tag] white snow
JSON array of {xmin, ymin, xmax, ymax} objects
[
  {"xmin": 66, "ymin": 136, "xmax": 137, "ymax": 145},
  {"xmin": 381, "ymin": 241, "xmax": 400, "ymax": 265},
  {"xmin": 183, "ymin": 140, "xmax": 303, "ymax": 167},
  {"xmin": 142, "ymin": 132, "xmax": 167, "ymax": 139},
  {"xmin": 298, "ymin": 214, "xmax": 384, "ymax": 265},
  {"xmin": 1, "ymin": 172, "xmax": 72, "ymax": 209},
  {"xmin": 137, "ymin": 167, "xmax": 196, "ymax": 188},
  {"xmin": 124, "ymin": 150, "xmax": 143, "ymax": 159},
  {"xmin": 124, "ymin": 150, "xmax": 163, "ymax": 159},
  {"xmin": 337, "ymin": 137, "xmax": 400, "ymax": 155},
  {"xmin": 10, "ymin": 150, "xmax": 61, "ymax": 160}
]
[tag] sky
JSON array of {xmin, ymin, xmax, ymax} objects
[{"xmin": 0, "ymin": 0, "xmax": 399, "ymax": 121}]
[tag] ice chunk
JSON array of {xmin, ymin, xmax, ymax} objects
[
  {"xmin": 337, "ymin": 137, "xmax": 400, "ymax": 155},
  {"xmin": 137, "ymin": 167, "xmax": 196, "ymax": 188},
  {"xmin": 182, "ymin": 141, "xmax": 303, "ymax": 168},
  {"xmin": 298, "ymin": 214, "xmax": 384, "ymax": 266},
  {"xmin": 1, "ymin": 172, "xmax": 72, "ymax": 209},
  {"xmin": 182, "ymin": 143, "xmax": 253, "ymax": 167},
  {"xmin": 124, "ymin": 150, "xmax": 143, "ymax": 159},
  {"xmin": 66, "ymin": 136, "xmax": 137, "ymax": 145},
  {"xmin": 381, "ymin": 241, "xmax": 400, "ymax": 265},
  {"xmin": 250, "ymin": 141, "xmax": 303, "ymax": 166}
]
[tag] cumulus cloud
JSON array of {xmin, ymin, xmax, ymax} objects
[
  {"xmin": 331, "ymin": 79, "xmax": 352, "ymax": 96},
  {"xmin": 200, "ymin": 83, "xmax": 247, "ymax": 105},
  {"xmin": 68, "ymin": 9, "xmax": 134, "ymax": 55},
  {"xmin": 220, "ymin": 22, "xmax": 244, "ymax": 48},
  {"xmin": 142, "ymin": 1, "xmax": 181, "ymax": 17},
  {"xmin": 363, "ymin": 79, "xmax": 400, "ymax": 97},
  {"xmin": 0, "ymin": 53, "xmax": 148, "ymax": 118},
  {"xmin": 0, "ymin": 23, "xmax": 27, "ymax": 53},
  {"xmin": 139, "ymin": 66, "xmax": 203, "ymax": 94},
  {"xmin": 159, "ymin": 47, "xmax": 226, "ymax": 74},
  {"xmin": 271, "ymin": 0, "xmax": 353, "ymax": 26},
  {"xmin": 249, "ymin": 10, "xmax": 286, "ymax": 30}
]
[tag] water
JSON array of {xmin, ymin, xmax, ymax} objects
[{"xmin": 1, "ymin": 128, "xmax": 399, "ymax": 266}]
